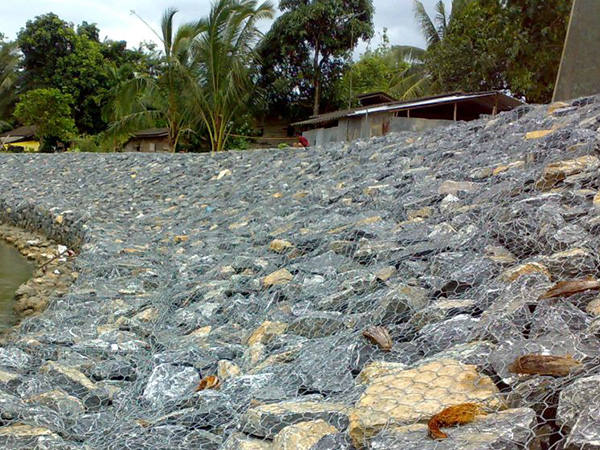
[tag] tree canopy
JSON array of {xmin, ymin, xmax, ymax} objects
[
  {"xmin": 14, "ymin": 88, "xmax": 77, "ymax": 151},
  {"xmin": 259, "ymin": 0, "xmax": 374, "ymax": 118}
]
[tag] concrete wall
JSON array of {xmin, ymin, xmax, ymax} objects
[
  {"xmin": 389, "ymin": 117, "xmax": 454, "ymax": 133},
  {"xmin": 304, "ymin": 127, "xmax": 340, "ymax": 147},
  {"xmin": 124, "ymin": 137, "xmax": 171, "ymax": 152},
  {"xmin": 554, "ymin": 0, "xmax": 600, "ymax": 101}
]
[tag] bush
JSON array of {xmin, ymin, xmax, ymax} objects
[{"xmin": 278, "ymin": 143, "xmax": 289, "ymax": 149}]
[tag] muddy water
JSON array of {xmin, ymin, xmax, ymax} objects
[{"xmin": 0, "ymin": 241, "xmax": 34, "ymax": 330}]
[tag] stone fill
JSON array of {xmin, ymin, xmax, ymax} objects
[{"xmin": 0, "ymin": 96, "xmax": 599, "ymax": 448}]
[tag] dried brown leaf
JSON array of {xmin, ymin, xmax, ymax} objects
[
  {"xmin": 539, "ymin": 277, "xmax": 600, "ymax": 299},
  {"xmin": 428, "ymin": 403, "xmax": 485, "ymax": 440},
  {"xmin": 362, "ymin": 326, "xmax": 393, "ymax": 352},
  {"xmin": 196, "ymin": 375, "xmax": 221, "ymax": 392},
  {"xmin": 508, "ymin": 354, "xmax": 581, "ymax": 377}
]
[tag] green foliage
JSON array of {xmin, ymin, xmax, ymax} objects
[
  {"xmin": 277, "ymin": 143, "xmax": 289, "ymax": 149},
  {"xmin": 338, "ymin": 32, "xmax": 412, "ymax": 106},
  {"xmin": 107, "ymin": 8, "xmax": 205, "ymax": 152},
  {"xmin": 14, "ymin": 88, "xmax": 77, "ymax": 152},
  {"xmin": 259, "ymin": 0, "xmax": 374, "ymax": 117},
  {"xmin": 17, "ymin": 13, "xmax": 151, "ymax": 134},
  {"xmin": 503, "ymin": 0, "xmax": 572, "ymax": 103},
  {"xmin": 0, "ymin": 35, "xmax": 19, "ymax": 124},
  {"xmin": 424, "ymin": 0, "xmax": 572, "ymax": 103},
  {"xmin": 110, "ymin": 1, "xmax": 273, "ymax": 153},
  {"xmin": 425, "ymin": 0, "xmax": 508, "ymax": 93},
  {"xmin": 192, "ymin": 0, "xmax": 274, "ymax": 152}
]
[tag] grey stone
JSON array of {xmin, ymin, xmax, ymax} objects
[
  {"xmin": 368, "ymin": 408, "xmax": 537, "ymax": 449},
  {"xmin": 142, "ymin": 363, "xmax": 200, "ymax": 409},
  {"xmin": 557, "ymin": 375, "xmax": 600, "ymax": 449}
]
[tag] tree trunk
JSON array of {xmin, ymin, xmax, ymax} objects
[{"xmin": 312, "ymin": 43, "xmax": 321, "ymax": 116}]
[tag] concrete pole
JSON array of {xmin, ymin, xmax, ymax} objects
[{"xmin": 553, "ymin": 0, "xmax": 600, "ymax": 101}]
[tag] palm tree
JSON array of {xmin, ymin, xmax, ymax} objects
[
  {"xmin": 107, "ymin": 8, "xmax": 203, "ymax": 152},
  {"xmin": 108, "ymin": 1, "xmax": 273, "ymax": 153},
  {"xmin": 385, "ymin": 0, "xmax": 469, "ymax": 100},
  {"xmin": 191, "ymin": 0, "xmax": 274, "ymax": 152},
  {"xmin": 413, "ymin": 0, "xmax": 470, "ymax": 47}
]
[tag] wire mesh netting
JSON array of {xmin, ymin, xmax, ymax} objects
[{"xmin": 0, "ymin": 97, "xmax": 599, "ymax": 449}]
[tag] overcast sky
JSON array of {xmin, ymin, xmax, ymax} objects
[{"xmin": 1, "ymin": 0, "xmax": 450, "ymax": 55}]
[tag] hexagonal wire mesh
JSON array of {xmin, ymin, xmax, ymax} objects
[{"xmin": 0, "ymin": 98, "xmax": 599, "ymax": 449}]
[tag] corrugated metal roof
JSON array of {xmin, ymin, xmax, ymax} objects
[
  {"xmin": 348, "ymin": 92, "xmax": 493, "ymax": 116},
  {"xmin": 292, "ymin": 91, "xmax": 523, "ymax": 127}
]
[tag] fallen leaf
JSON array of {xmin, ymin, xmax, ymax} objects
[{"xmin": 539, "ymin": 277, "xmax": 600, "ymax": 299}]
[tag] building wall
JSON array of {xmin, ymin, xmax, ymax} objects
[
  {"xmin": 389, "ymin": 117, "xmax": 453, "ymax": 133},
  {"xmin": 303, "ymin": 127, "xmax": 340, "ymax": 147},
  {"xmin": 303, "ymin": 114, "xmax": 453, "ymax": 146},
  {"xmin": 124, "ymin": 137, "xmax": 171, "ymax": 152}
]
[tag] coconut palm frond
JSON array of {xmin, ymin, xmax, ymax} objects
[{"xmin": 413, "ymin": 0, "xmax": 440, "ymax": 47}]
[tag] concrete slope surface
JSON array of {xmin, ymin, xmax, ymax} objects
[{"xmin": 0, "ymin": 96, "xmax": 599, "ymax": 449}]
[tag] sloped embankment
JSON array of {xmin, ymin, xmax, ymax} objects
[{"xmin": 0, "ymin": 97, "xmax": 599, "ymax": 449}]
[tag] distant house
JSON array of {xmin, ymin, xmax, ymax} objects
[
  {"xmin": 0, "ymin": 126, "xmax": 40, "ymax": 152},
  {"xmin": 292, "ymin": 91, "xmax": 524, "ymax": 146},
  {"xmin": 124, "ymin": 128, "xmax": 171, "ymax": 152}
]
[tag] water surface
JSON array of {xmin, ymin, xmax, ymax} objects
[{"xmin": 0, "ymin": 241, "xmax": 34, "ymax": 330}]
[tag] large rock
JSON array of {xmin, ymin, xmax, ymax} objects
[
  {"xmin": 348, "ymin": 358, "xmax": 504, "ymax": 447},
  {"xmin": 25, "ymin": 390, "xmax": 85, "ymax": 417},
  {"xmin": 272, "ymin": 420, "xmax": 337, "ymax": 450},
  {"xmin": 240, "ymin": 401, "xmax": 350, "ymax": 439},
  {"xmin": 39, "ymin": 361, "xmax": 97, "ymax": 398},
  {"xmin": 368, "ymin": 408, "xmax": 537, "ymax": 449},
  {"xmin": 557, "ymin": 375, "xmax": 600, "ymax": 449},
  {"xmin": 0, "ymin": 424, "xmax": 67, "ymax": 449},
  {"xmin": 142, "ymin": 363, "xmax": 200, "ymax": 408}
]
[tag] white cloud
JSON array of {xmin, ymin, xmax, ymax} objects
[{"xmin": 1, "ymin": 0, "xmax": 449, "ymax": 53}]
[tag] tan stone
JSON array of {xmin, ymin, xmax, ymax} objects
[
  {"xmin": 0, "ymin": 369, "xmax": 19, "ymax": 383},
  {"xmin": 493, "ymin": 160, "xmax": 525, "ymax": 176},
  {"xmin": 547, "ymin": 102, "xmax": 570, "ymax": 115},
  {"xmin": 407, "ymin": 207, "xmax": 433, "ymax": 220},
  {"xmin": 133, "ymin": 307, "xmax": 159, "ymax": 322},
  {"xmin": 363, "ymin": 185, "xmax": 389, "ymax": 195},
  {"xmin": 594, "ymin": 191, "xmax": 600, "ymax": 205},
  {"xmin": 355, "ymin": 216, "xmax": 382, "ymax": 226},
  {"xmin": 0, "ymin": 424, "xmax": 58, "ymax": 438},
  {"xmin": 273, "ymin": 420, "xmax": 337, "ymax": 450},
  {"xmin": 243, "ymin": 401, "xmax": 349, "ymax": 435},
  {"xmin": 537, "ymin": 156, "xmax": 600, "ymax": 190},
  {"xmin": 229, "ymin": 221, "xmax": 249, "ymax": 230},
  {"xmin": 40, "ymin": 361, "xmax": 96, "ymax": 391},
  {"xmin": 222, "ymin": 433, "xmax": 273, "ymax": 450},
  {"xmin": 189, "ymin": 326, "xmax": 212, "ymax": 338},
  {"xmin": 348, "ymin": 358, "xmax": 504, "ymax": 447},
  {"xmin": 245, "ymin": 343, "xmax": 266, "ymax": 368},
  {"xmin": 501, "ymin": 263, "xmax": 551, "ymax": 282},
  {"xmin": 356, "ymin": 362, "xmax": 407, "ymax": 385},
  {"xmin": 247, "ymin": 321, "xmax": 288, "ymax": 346},
  {"xmin": 374, "ymin": 266, "xmax": 396, "ymax": 282},
  {"xmin": 438, "ymin": 181, "xmax": 481, "ymax": 195},
  {"xmin": 270, "ymin": 239, "xmax": 294, "ymax": 253},
  {"xmin": 26, "ymin": 390, "xmax": 85, "ymax": 415},
  {"xmin": 218, "ymin": 360, "xmax": 242, "ymax": 380},
  {"xmin": 263, "ymin": 269, "xmax": 293, "ymax": 287},
  {"xmin": 586, "ymin": 298, "xmax": 600, "ymax": 316},
  {"xmin": 270, "ymin": 224, "xmax": 294, "ymax": 237},
  {"xmin": 216, "ymin": 169, "xmax": 232, "ymax": 179},
  {"xmin": 484, "ymin": 246, "xmax": 517, "ymax": 265},
  {"xmin": 526, "ymin": 130, "xmax": 553, "ymax": 139},
  {"xmin": 55, "ymin": 215, "xmax": 64, "ymax": 224},
  {"xmin": 174, "ymin": 235, "xmax": 188, "ymax": 243}
]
